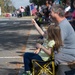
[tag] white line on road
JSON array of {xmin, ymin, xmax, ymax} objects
[
  {"xmin": 0, "ymin": 56, "xmax": 22, "ymax": 59},
  {"xmin": 13, "ymin": 22, "xmax": 20, "ymax": 24},
  {"xmin": 0, "ymin": 23, "xmax": 7, "ymax": 25}
]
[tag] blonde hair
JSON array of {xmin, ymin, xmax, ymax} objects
[{"xmin": 47, "ymin": 25, "xmax": 62, "ymax": 51}]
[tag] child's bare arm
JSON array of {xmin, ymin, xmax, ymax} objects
[
  {"xmin": 39, "ymin": 40, "xmax": 55, "ymax": 55},
  {"xmin": 36, "ymin": 43, "xmax": 52, "ymax": 55},
  {"xmin": 34, "ymin": 48, "xmax": 40, "ymax": 54},
  {"xmin": 32, "ymin": 19, "xmax": 44, "ymax": 36}
]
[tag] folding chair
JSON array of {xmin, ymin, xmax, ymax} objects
[{"xmin": 32, "ymin": 48, "xmax": 55, "ymax": 75}]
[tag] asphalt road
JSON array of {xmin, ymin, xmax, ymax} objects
[{"xmin": 0, "ymin": 19, "xmax": 32, "ymax": 75}]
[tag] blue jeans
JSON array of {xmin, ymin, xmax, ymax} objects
[{"xmin": 23, "ymin": 52, "xmax": 43, "ymax": 71}]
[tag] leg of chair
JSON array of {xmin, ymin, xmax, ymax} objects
[
  {"xmin": 32, "ymin": 59, "xmax": 55, "ymax": 75},
  {"xmin": 52, "ymin": 61, "xmax": 55, "ymax": 75},
  {"xmin": 43, "ymin": 62, "xmax": 53, "ymax": 75},
  {"xmin": 32, "ymin": 65, "xmax": 35, "ymax": 75},
  {"xmin": 32, "ymin": 60, "xmax": 44, "ymax": 75}
]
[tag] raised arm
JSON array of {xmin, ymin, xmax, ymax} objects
[{"xmin": 32, "ymin": 19, "xmax": 44, "ymax": 36}]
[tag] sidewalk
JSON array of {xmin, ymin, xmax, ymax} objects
[
  {"xmin": 0, "ymin": 16, "xmax": 35, "ymax": 21},
  {"xmin": 18, "ymin": 25, "xmax": 40, "ymax": 75}
]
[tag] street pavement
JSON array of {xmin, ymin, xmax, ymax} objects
[
  {"xmin": 1, "ymin": 17, "xmax": 75, "ymax": 75},
  {"xmin": 0, "ymin": 17, "xmax": 37, "ymax": 75},
  {"xmin": 18, "ymin": 22, "xmax": 40, "ymax": 75}
]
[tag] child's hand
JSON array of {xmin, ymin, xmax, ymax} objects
[
  {"xmin": 36, "ymin": 43, "xmax": 42, "ymax": 49},
  {"xmin": 34, "ymin": 48, "xmax": 40, "ymax": 54},
  {"xmin": 32, "ymin": 19, "xmax": 36, "ymax": 25}
]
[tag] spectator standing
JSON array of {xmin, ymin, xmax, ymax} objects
[
  {"xmin": 16, "ymin": 9, "xmax": 22, "ymax": 17},
  {"xmin": 39, "ymin": 6, "xmax": 42, "ymax": 12},
  {"xmin": 25, "ymin": 6, "xmax": 30, "ymax": 16},
  {"xmin": 19, "ymin": 6, "xmax": 25, "ymax": 17}
]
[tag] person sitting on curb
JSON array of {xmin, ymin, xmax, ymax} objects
[{"xmin": 22, "ymin": 19, "xmax": 62, "ymax": 75}]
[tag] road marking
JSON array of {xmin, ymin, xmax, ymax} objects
[
  {"xmin": 0, "ymin": 23, "xmax": 7, "ymax": 25},
  {"xmin": 0, "ymin": 56, "xmax": 22, "ymax": 59},
  {"xmin": 13, "ymin": 22, "xmax": 20, "ymax": 24},
  {"xmin": 26, "ymin": 22, "xmax": 29, "ymax": 24}
]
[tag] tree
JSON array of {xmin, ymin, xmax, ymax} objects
[
  {"xmin": 4, "ymin": 0, "xmax": 12, "ymax": 12},
  {"xmin": 0, "ymin": 0, "xmax": 5, "ymax": 13},
  {"xmin": 4, "ymin": 0, "xmax": 16, "ymax": 13},
  {"xmin": 0, "ymin": 0, "xmax": 16, "ymax": 13},
  {"xmin": 29, "ymin": 0, "xmax": 46, "ymax": 6}
]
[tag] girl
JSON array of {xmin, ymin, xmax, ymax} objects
[{"xmin": 22, "ymin": 19, "xmax": 62, "ymax": 75}]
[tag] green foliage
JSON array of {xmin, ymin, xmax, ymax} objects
[
  {"xmin": 29, "ymin": 0, "xmax": 46, "ymax": 6},
  {"xmin": 29, "ymin": 0, "xmax": 72, "ymax": 6},
  {"xmin": 0, "ymin": 0, "xmax": 5, "ymax": 12},
  {"xmin": 0, "ymin": 0, "xmax": 16, "ymax": 13},
  {"xmin": 4, "ymin": 0, "xmax": 14, "ymax": 12}
]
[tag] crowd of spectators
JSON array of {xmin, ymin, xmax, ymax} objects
[
  {"xmin": 34, "ymin": 0, "xmax": 75, "ymax": 31},
  {"xmin": 12, "ymin": 5, "xmax": 30, "ymax": 17}
]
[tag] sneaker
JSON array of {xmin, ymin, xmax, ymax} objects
[
  {"xmin": 26, "ymin": 71, "xmax": 31, "ymax": 75},
  {"xmin": 22, "ymin": 71, "xmax": 32, "ymax": 75}
]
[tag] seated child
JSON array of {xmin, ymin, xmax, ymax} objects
[{"xmin": 22, "ymin": 19, "xmax": 62, "ymax": 75}]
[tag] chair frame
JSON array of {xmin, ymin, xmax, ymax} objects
[{"xmin": 32, "ymin": 48, "xmax": 55, "ymax": 75}]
